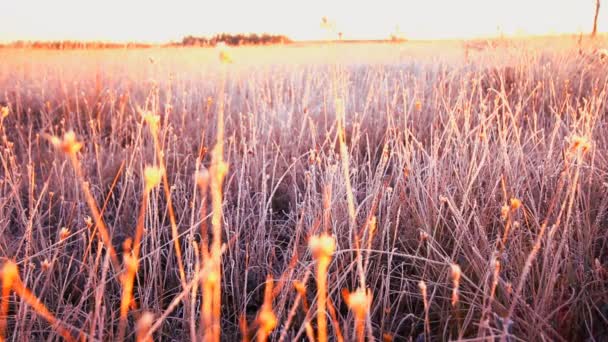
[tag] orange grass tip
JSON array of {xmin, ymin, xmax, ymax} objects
[
  {"xmin": 84, "ymin": 216, "xmax": 93, "ymax": 227},
  {"xmin": 568, "ymin": 135, "xmax": 592, "ymax": 154},
  {"xmin": 142, "ymin": 111, "xmax": 160, "ymax": 131},
  {"xmin": 293, "ymin": 280, "xmax": 307, "ymax": 295},
  {"xmin": 0, "ymin": 106, "xmax": 8, "ymax": 118},
  {"xmin": 51, "ymin": 130, "xmax": 82, "ymax": 155},
  {"xmin": 41, "ymin": 259, "xmax": 52, "ymax": 272},
  {"xmin": 343, "ymin": 288, "xmax": 372, "ymax": 316},
  {"xmin": 59, "ymin": 227, "xmax": 70, "ymax": 242},
  {"xmin": 509, "ymin": 198, "xmax": 522, "ymax": 211},
  {"xmin": 369, "ymin": 216, "xmax": 377, "ymax": 235},
  {"xmin": 383, "ymin": 333, "xmax": 394, "ymax": 342},
  {"xmin": 414, "ymin": 100, "xmax": 422, "ymax": 112},
  {"xmin": 144, "ymin": 166, "xmax": 164, "ymax": 190},
  {"xmin": 500, "ymin": 204, "xmax": 510, "ymax": 220},
  {"xmin": 1, "ymin": 261, "xmax": 19, "ymax": 287},
  {"xmin": 309, "ymin": 233, "xmax": 336, "ymax": 261},
  {"xmin": 450, "ymin": 264, "xmax": 462, "ymax": 283},
  {"xmin": 418, "ymin": 280, "xmax": 427, "ymax": 294},
  {"xmin": 257, "ymin": 308, "xmax": 278, "ymax": 334},
  {"xmin": 450, "ymin": 264, "xmax": 461, "ymax": 306},
  {"xmin": 419, "ymin": 231, "xmax": 429, "ymax": 242}
]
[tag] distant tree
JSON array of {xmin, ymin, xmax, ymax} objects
[
  {"xmin": 390, "ymin": 25, "xmax": 406, "ymax": 42},
  {"xmin": 593, "ymin": 0, "xmax": 601, "ymax": 37}
]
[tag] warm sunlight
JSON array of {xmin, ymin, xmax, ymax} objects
[
  {"xmin": 2, "ymin": 0, "xmax": 607, "ymax": 341},
  {"xmin": 1, "ymin": 0, "xmax": 606, "ymax": 42}
]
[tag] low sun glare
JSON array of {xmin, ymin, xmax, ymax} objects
[{"xmin": 1, "ymin": 0, "xmax": 605, "ymax": 42}]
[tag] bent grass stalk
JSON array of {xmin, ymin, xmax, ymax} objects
[
  {"xmin": 1, "ymin": 261, "xmax": 75, "ymax": 342},
  {"xmin": 50, "ymin": 131, "xmax": 120, "ymax": 271}
]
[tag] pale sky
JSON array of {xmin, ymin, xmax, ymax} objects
[{"xmin": 1, "ymin": 0, "xmax": 605, "ymax": 42}]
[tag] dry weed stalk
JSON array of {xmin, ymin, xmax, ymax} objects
[
  {"xmin": 136, "ymin": 312, "xmax": 154, "ymax": 342},
  {"xmin": 501, "ymin": 135, "xmax": 592, "ymax": 341},
  {"xmin": 499, "ymin": 197, "xmax": 522, "ymax": 250},
  {"xmin": 118, "ymin": 165, "xmax": 162, "ymax": 341},
  {"xmin": 1, "ymin": 261, "xmax": 75, "ymax": 342},
  {"xmin": 142, "ymin": 111, "xmax": 188, "ymax": 289},
  {"xmin": 309, "ymin": 233, "xmax": 336, "ymax": 342},
  {"xmin": 343, "ymin": 288, "xmax": 372, "ymax": 342},
  {"xmin": 419, "ymin": 280, "xmax": 430, "ymax": 341},
  {"xmin": 195, "ymin": 55, "xmax": 230, "ymax": 341},
  {"xmin": 450, "ymin": 264, "xmax": 461, "ymax": 307},
  {"xmin": 49, "ymin": 131, "xmax": 120, "ymax": 270},
  {"xmin": 256, "ymin": 276, "xmax": 277, "ymax": 342}
]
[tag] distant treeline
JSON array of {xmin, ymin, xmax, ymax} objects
[
  {"xmin": 178, "ymin": 33, "xmax": 292, "ymax": 46},
  {"xmin": 0, "ymin": 33, "xmax": 292, "ymax": 50},
  {"xmin": 0, "ymin": 40, "xmax": 154, "ymax": 49}
]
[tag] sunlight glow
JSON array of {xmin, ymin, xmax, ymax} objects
[{"xmin": 1, "ymin": 0, "xmax": 604, "ymax": 42}]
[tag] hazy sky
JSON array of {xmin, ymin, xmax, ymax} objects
[{"xmin": 1, "ymin": 0, "xmax": 605, "ymax": 42}]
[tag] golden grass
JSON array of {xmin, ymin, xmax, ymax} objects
[{"xmin": 0, "ymin": 37, "xmax": 606, "ymax": 341}]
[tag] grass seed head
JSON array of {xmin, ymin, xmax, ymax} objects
[
  {"xmin": 450, "ymin": 264, "xmax": 462, "ymax": 283},
  {"xmin": 309, "ymin": 233, "xmax": 336, "ymax": 261},
  {"xmin": 257, "ymin": 308, "xmax": 277, "ymax": 334},
  {"xmin": 51, "ymin": 130, "xmax": 82, "ymax": 155},
  {"xmin": 419, "ymin": 231, "xmax": 429, "ymax": 242},
  {"xmin": 1, "ymin": 261, "xmax": 19, "ymax": 287},
  {"xmin": 344, "ymin": 288, "xmax": 372, "ymax": 317},
  {"xmin": 0, "ymin": 106, "xmax": 8, "ymax": 118},
  {"xmin": 500, "ymin": 204, "xmax": 510, "ymax": 220},
  {"xmin": 59, "ymin": 227, "xmax": 70, "ymax": 242},
  {"xmin": 142, "ymin": 111, "xmax": 161, "ymax": 133},
  {"xmin": 144, "ymin": 166, "xmax": 164, "ymax": 191},
  {"xmin": 84, "ymin": 216, "xmax": 93, "ymax": 227},
  {"xmin": 418, "ymin": 280, "xmax": 427, "ymax": 295},
  {"xmin": 568, "ymin": 135, "xmax": 592, "ymax": 155},
  {"xmin": 450, "ymin": 264, "xmax": 462, "ymax": 306},
  {"xmin": 509, "ymin": 198, "xmax": 522, "ymax": 211},
  {"xmin": 41, "ymin": 259, "xmax": 52, "ymax": 272}
]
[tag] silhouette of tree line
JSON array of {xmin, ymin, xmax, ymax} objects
[
  {"xmin": 0, "ymin": 40, "xmax": 153, "ymax": 49},
  {"xmin": 179, "ymin": 33, "xmax": 292, "ymax": 46},
  {"xmin": 0, "ymin": 33, "xmax": 292, "ymax": 49}
]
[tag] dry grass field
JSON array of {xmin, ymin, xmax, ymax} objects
[{"xmin": 0, "ymin": 38, "xmax": 607, "ymax": 341}]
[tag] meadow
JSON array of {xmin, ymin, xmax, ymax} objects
[{"xmin": 0, "ymin": 38, "xmax": 606, "ymax": 341}]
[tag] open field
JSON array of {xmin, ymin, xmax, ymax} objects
[{"xmin": 0, "ymin": 39, "xmax": 607, "ymax": 341}]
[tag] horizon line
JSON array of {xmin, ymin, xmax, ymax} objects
[{"xmin": 0, "ymin": 31, "xmax": 600, "ymax": 46}]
